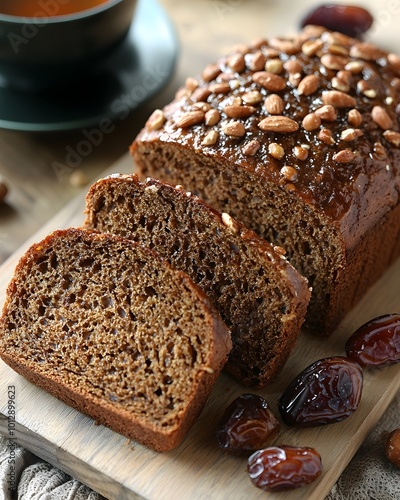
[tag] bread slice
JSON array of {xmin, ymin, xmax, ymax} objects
[
  {"xmin": 84, "ymin": 174, "xmax": 310, "ymax": 387},
  {"xmin": 0, "ymin": 228, "xmax": 231, "ymax": 452}
]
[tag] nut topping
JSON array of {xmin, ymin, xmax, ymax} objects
[
  {"xmin": 191, "ymin": 87, "xmax": 212, "ymax": 102},
  {"xmin": 252, "ymin": 71, "xmax": 286, "ymax": 92},
  {"xmin": 208, "ymin": 82, "xmax": 231, "ymax": 94},
  {"xmin": 297, "ymin": 74, "xmax": 320, "ymax": 96},
  {"xmin": 350, "ymin": 42, "xmax": 386, "ymax": 61},
  {"xmin": 227, "ymin": 53, "xmax": 246, "ymax": 73},
  {"xmin": 388, "ymin": 53, "xmax": 400, "ymax": 71},
  {"xmin": 383, "ymin": 130, "xmax": 400, "ymax": 147},
  {"xmin": 205, "ymin": 109, "xmax": 221, "ymax": 126},
  {"xmin": 333, "ymin": 149, "xmax": 357, "ymax": 163},
  {"xmin": 242, "ymin": 90, "xmax": 263, "ymax": 104},
  {"xmin": 315, "ymin": 104, "xmax": 337, "ymax": 122},
  {"xmin": 202, "ymin": 130, "xmax": 219, "ymax": 146},
  {"xmin": 202, "ymin": 63, "xmax": 221, "ymax": 82},
  {"xmin": 175, "ymin": 110, "xmax": 204, "ymax": 128},
  {"xmin": 192, "ymin": 101, "xmax": 211, "ymax": 113},
  {"xmin": 283, "ymin": 59, "xmax": 302, "ymax": 74},
  {"xmin": 302, "ymin": 112, "xmax": 321, "ymax": 131},
  {"xmin": 293, "ymin": 145, "xmax": 309, "ymax": 161},
  {"xmin": 318, "ymin": 128, "xmax": 335, "ymax": 145},
  {"xmin": 243, "ymin": 139, "xmax": 261, "ymax": 156},
  {"xmin": 185, "ymin": 77, "xmax": 199, "ymax": 92},
  {"xmin": 321, "ymin": 54, "xmax": 349, "ymax": 71},
  {"xmin": 222, "ymin": 120, "xmax": 246, "ymax": 137},
  {"xmin": 264, "ymin": 94, "xmax": 284, "ymax": 115},
  {"xmin": 247, "ymin": 50, "xmax": 266, "ymax": 71},
  {"xmin": 280, "ymin": 165, "xmax": 298, "ymax": 182},
  {"xmin": 371, "ymin": 106, "xmax": 393, "ymax": 130},
  {"xmin": 340, "ymin": 128, "xmax": 363, "ymax": 141},
  {"xmin": 268, "ymin": 143, "xmax": 285, "ymax": 159},
  {"xmin": 331, "ymin": 77, "xmax": 350, "ymax": 93},
  {"xmin": 224, "ymin": 105, "xmax": 256, "ymax": 118},
  {"xmin": 301, "ymin": 39, "xmax": 324, "ymax": 57},
  {"xmin": 258, "ymin": 116, "xmax": 299, "ymax": 133},
  {"xmin": 265, "ymin": 58, "xmax": 284, "ymax": 74},
  {"xmin": 344, "ymin": 61, "xmax": 364, "ymax": 74},
  {"xmin": 348, "ymin": 108, "xmax": 362, "ymax": 127},
  {"xmin": 146, "ymin": 109, "xmax": 166, "ymax": 131},
  {"xmin": 322, "ymin": 90, "xmax": 356, "ymax": 108},
  {"xmin": 373, "ymin": 142, "xmax": 387, "ymax": 160}
]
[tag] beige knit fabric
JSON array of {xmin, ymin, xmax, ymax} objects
[
  {"xmin": 1, "ymin": 392, "xmax": 400, "ymax": 499},
  {"xmin": 0, "ymin": 435, "xmax": 105, "ymax": 500}
]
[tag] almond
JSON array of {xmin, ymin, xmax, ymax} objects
[
  {"xmin": 258, "ymin": 116, "xmax": 299, "ymax": 133},
  {"xmin": 242, "ymin": 90, "xmax": 263, "ymax": 105},
  {"xmin": 224, "ymin": 105, "xmax": 255, "ymax": 118},
  {"xmin": 252, "ymin": 71, "xmax": 286, "ymax": 92},
  {"xmin": 222, "ymin": 121, "xmax": 246, "ymax": 137},
  {"xmin": 205, "ymin": 109, "xmax": 220, "ymax": 126},
  {"xmin": 202, "ymin": 130, "xmax": 219, "ymax": 146},
  {"xmin": 208, "ymin": 82, "xmax": 231, "ymax": 94},
  {"xmin": 333, "ymin": 149, "xmax": 357, "ymax": 163},
  {"xmin": 243, "ymin": 139, "xmax": 261, "ymax": 156},
  {"xmin": 227, "ymin": 53, "xmax": 246, "ymax": 73},
  {"xmin": 264, "ymin": 94, "xmax": 284, "ymax": 115},
  {"xmin": 146, "ymin": 109, "xmax": 166, "ymax": 131},
  {"xmin": 175, "ymin": 110, "xmax": 204, "ymax": 128},
  {"xmin": 297, "ymin": 74, "xmax": 320, "ymax": 96},
  {"xmin": 202, "ymin": 63, "xmax": 221, "ymax": 82},
  {"xmin": 302, "ymin": 112, "xmax": 321, "ymax": 131},
  {"xmin": 322, "ymin": 90, "xmax": 356, "ymax": 108},
  {"xmin": 371, "ymin": 106, "xmax": 393, "ymax": 130}
]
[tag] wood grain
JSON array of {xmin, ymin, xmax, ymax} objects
[{"xmin": 0, "ymin": 152, "xmax": 400, "ymax": 500}]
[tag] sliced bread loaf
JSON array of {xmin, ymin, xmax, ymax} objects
[
  {"xmin": 0, "ymin": 228, "xmax": 231, "ymax": 452},
  {"xmin": 130, "ymin": 27, "xmax": 400, "ymax": 335},
  {"xmin": 84, "ymin": 174, "xmax": 310, "ymax": 387}
]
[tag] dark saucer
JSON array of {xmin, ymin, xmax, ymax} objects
[{"xmin": 0, "ymin": 0, "xmax": 178, "ymax": 131}]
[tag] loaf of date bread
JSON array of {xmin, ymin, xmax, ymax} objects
[
  {"xmin": 84, "ymin": 174, "xmax": 310, "ymax": 387},
  {"xmin": 130, "ymin": 26, "xmax": 400, "ymax": 335},
  {"xmin": 0, "ymin": 228, "xmax": 231, "ymax": 451}
]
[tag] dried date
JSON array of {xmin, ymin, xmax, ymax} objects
[
  {"xmin": 300, "ymin": 4, "xmax": 373, "ymax": 38},
  {"xmin": 215, "ymin": 394, "xmax": 280, "ymax": 454},
  {"xmin": 386, "ymin": 429, "xmax": 400, "ymax": 468},
  {"xmin": 278, "ymin": 357, "xmax": 363, "ymax": 426},
  {"xmin": 248, "ymin": 445, "xmax": 322, "ymax": 491},
  {"xmin": 345, "ymin": 313, "xmax": 400, "ymax": 367}
]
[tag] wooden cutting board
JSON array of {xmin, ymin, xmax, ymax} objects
[{"xmin": 1, "ymin": 152, "xmax": 400, "ymax": 500}]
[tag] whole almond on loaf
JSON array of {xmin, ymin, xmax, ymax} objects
[
  {"xmin": 0, "ymin": 228, "xmax": 231, "ymax": 451},
  {"xmin": 84, "ymin": 174, "xmax": 310, "ymax": 387},
  {"xmin": 130, "ymin": 26, "xmax": 400, "ymax": 335}
]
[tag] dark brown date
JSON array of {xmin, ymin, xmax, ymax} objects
[
  {"xmin": 386, "ymin": 429, "xmax": 400, "ymax": 468},
  {"xmin": 215, "ymin": 394, "xmax": 280, "ymax": 454},
  {"xmin": 248, "ymin": 445, "xmax": 322, "ymax": 491},
  {"xmin": 278, "ymin": 357, "xmax": 363, "ymax": 426},
  {"xmin": 345, "ymin": 313, "xmax": 400, "ymax": 367},
  {"xmin": 300, "ymin": 4, "xmax": 373, "ymax": 37}
]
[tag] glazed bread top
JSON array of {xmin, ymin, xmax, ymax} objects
[{"xmin": 134, "ymin": 26, "xmax": 400, "ymax": 249}]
